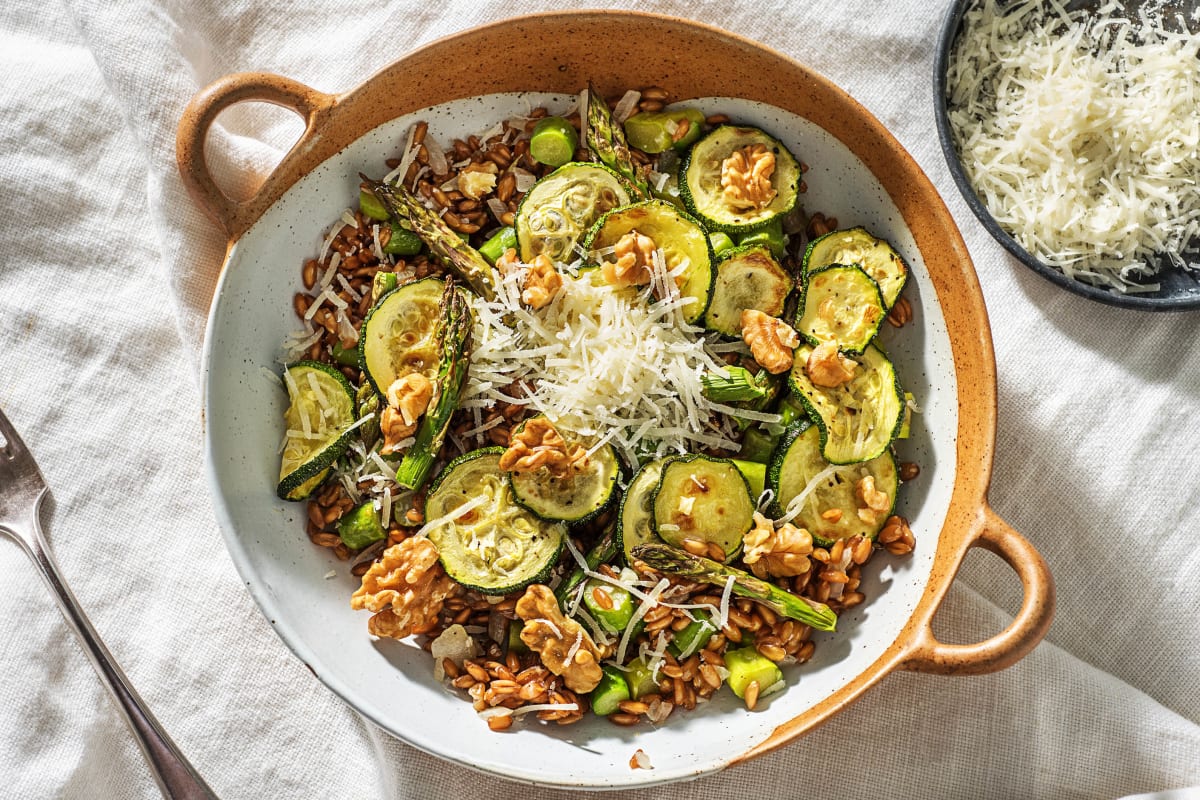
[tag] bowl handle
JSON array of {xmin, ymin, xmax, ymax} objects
[
  {"xmin": 176, "ymin": 73, "xmax": 334, "ymax": 236},
  {"xmin": 900, "ymin": 506, "xmax": 1055, "ymax": 675}
]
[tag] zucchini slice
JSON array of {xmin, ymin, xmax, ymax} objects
[
  {"xmin": 651, "ymin": 455, "xmax": 754, "ymax": 560},
  {"xmin": 767, "ymin": 422, "xmax": 898, "ymax": 546},
  {"xmin": 358, "ymin": 276, "xmax": 445, "ymax": 397},
  {"xmin": 507, "ymin": 419, "xmax": 620, "ymax": 525},
  {"xmin": 787, "ymin": 342, "xmax": 905, "ymax": 465},
  {"xmin": 680, "ymin": 125, "xmax": 801, "ymax": 234},
  {"xmin": 703, "ymin": 244, "xmax": 794, "ymax": 337},
  {"xmin": 617, "ymin": 457, "xmax": 671, "ymax": 564},
  {"xmin": 425, "ymin": 448, "xmax": 565, "ymax": 594},
  {"xmin": 803, "ymin": 227, "xmax": 909, "ymax": 309},
  {"xmin": 277, "ymin": 361, "xmax": 357, "ymax": 501},
  {"xmin": 795, "ymin": 264, "xmax": 886, "ymax": 354},
  {"xmin": 584, "ymin": 199, "xmax": 715, "ymax": 324},
  {"xmin": 515, "ymin": 162, "xmax": 631, "ymax": 264}
]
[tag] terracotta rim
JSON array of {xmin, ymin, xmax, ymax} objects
[{"xmin": 179, "ymin": 9, "xmax": 1054, "ymax": 773}]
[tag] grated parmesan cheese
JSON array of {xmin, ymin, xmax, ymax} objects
[{"xmin": 947, "ymin": 0, "xmax": 1200, "ymax": 289}]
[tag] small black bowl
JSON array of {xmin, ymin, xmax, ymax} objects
[{"xmin": 932, "ymin": 0, "xmax": 1200, "ymax": 311}]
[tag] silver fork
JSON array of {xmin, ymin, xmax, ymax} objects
[{"xmin": 0, "ymin": 408, "xmax": 217, "ymax": 799}]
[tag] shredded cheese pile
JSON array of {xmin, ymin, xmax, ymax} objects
[
  {"xmin": 947, "ymin": 0, "xmax": 1200, "ymax": 290},
  {"xmin": 464, "ymin": 255, "xmax": 762, "ymax": 465}
]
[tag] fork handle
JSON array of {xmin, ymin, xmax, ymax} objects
[{"xmin": 15, "ymin": 494, "xmax": 218, "ymax": 799}]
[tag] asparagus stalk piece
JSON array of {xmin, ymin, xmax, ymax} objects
[
  {"xmin": 586, "ymin": 83, "xmax": 649, "ymax": 198},
  {"xmin": 364, "ymin": 177, "xmax": 496, "ymax": 301},
  {"xmin": 395, "ymin": 279, "xmax": 473, "ymax": 490},
  {"xmin": 631, "ymin": 543, "xmax": 838, "ymax": 632},
  {"xmin": 701, "ymin": 366, "xmax": 772, "ymax": 403},
  {"xmin": 555, "ymin": 523, "xmax": 619, "ymax": 607}
]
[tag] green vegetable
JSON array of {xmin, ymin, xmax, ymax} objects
[
  {"xmin": 795, "ymin": 264, "xmax": 886, "ymax": 355},
  {"xmin": 708, "ymin": 232, "xmax": 736, "ymax": 257},
  {"xmin": 529, "ymin": 116, "xmax": 579, "ymax": 168},
  {"xmin": 590, "ymin": 665, "xmax": 632, "ymax": 716},
  {"xmin": 359, "ymin": 187, "xmax": 391, "ymax": 221},
  {"xmin": 479, "ymin": 226, "xmax": 518, "ymax": 265},
  {"xmin": 370, "ymin": 271, "xmax": 399, "ymax": 304},
  {"xmin": 337, "ymin": 501, "xmax": 387, "ymax": 549},
  {"xmin": 581, "ymin": 578, "xmax": 636, "ymax": 634},
  {"xmin": 731, "ymin": 459, "xmax": 766, "ymax": 498},
  {"xmin": 508, "ymin": 417, "xmax": 620, "ymax": 524},
  {"xmin": 586, "ymin": 83, "xmax": 648, "ymax": 196},
  {"xmin": 767, "ymin": 420, "xmax": 896, "ymax": 546},
  {"xmin": 787, "ymin": 341, "xmax": 904, "ymax": 465},
  {"xmin": 330, "ymin": 341, "xmax": 359, "ymax": 367},
  {"xmin": 632, "ymin": 543, "xmax": 837, "ymax": 632},
  {"xmin": 735, "ymin": 219, "xmax": 788, "ymax": 259},
  {"xmin": 583, "ymin": 199, "xmax": 715, "ymax": 324},
  {"xmin": 276, "ymin": 361, "xmax": 358, "ymax": 501},
  {"xmin": 383, "ymin": 222, "xmax": 423, "ymax": 256},
  {"xmin": 703, "ymin": 244, "xmax": 794, "ymax": 338},
  {"xmin": 515, "ymin": 162, "xmax": 631, "ymax": 263},
  {"xmin": 777, "ymin": 393, "xmax": 807, "ymax": 428},
  {"xmin": 651, "ymin": 455, "xmax": 754, "ymax": 560},
  {"xmin": 737, "ymin": 425, "xmax": 778, "ymax": 464},
  {"xmin": 396, "ymin": 280, "xmax": 473, "ymax": 490},
  {"xmin": 365, "ymin": 179, "xmax": 496, "ymax": 301},
  {"xmin": 623, "ymin": 658, "xmax": 661, "ymax": 698},
  {"xmin": 680, "ymin": 125, "xmax": 801, "ymax": 234},
  {"xmin": 506, "ymin": 621, "xmax": 528, "ymax": 654},
  {"xmin": 724, "ymin": 646, "xmax": 783, "ymax": 700},
  {"xmin": 617, "ymin": 457, "xmax": 671, "ymax": 565},
  {"xmin": 701, "ymin": 365, "xmax": 770, "ymax": 403},
  {"xmin": 803, "ymin": 226, "xmax": 909, "ymax": 309},
  {"xmin": 358, "ymin": 277, "xmax": 445, "ymax": 397},
  {"xmin": 623, "ymin": 108, "xmax": 705, "ymax": 153},
  {"xmin": 668, "ymin": 612, "xmax": 716, "ymax": 658},
  {"xmin": 425, "ymin": 448, "xmax": 565, "ymax": 594},
  {"xmin": 554, "ymin": 525, "xmax": 618, "ymax": 606}
]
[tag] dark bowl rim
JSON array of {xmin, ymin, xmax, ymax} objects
[{"xmin": 932, "ymin": 0, "xmax": 1200, "ymax": 312}]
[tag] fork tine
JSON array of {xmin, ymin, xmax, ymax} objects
[{"xmin": 0, "ymin": 406, "xmax": 30, "ymax": 459}]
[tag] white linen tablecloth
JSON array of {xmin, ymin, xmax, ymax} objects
[{"xmin": 1, "ymin": 0, "xmax": 1198, "ymax": 797}]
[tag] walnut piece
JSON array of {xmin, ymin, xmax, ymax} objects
[
  {"xmin": 351, "ymin": 537, "xmax": 458, "ymax": 639},
  {"xmin": 721, "ymin": 144, "xmax": 777, "ymax": 211},
  {"xmin": 741, "ymin": 309, "xmax": 799, "ymax": 374},
  {"xmin": 742, "ymin": 512, "xmax": 814, "ymax": 578},
  {"xmin": 855, "ymin": 475, "xmax": 891, "ymax": 525},
  {"xmin": 523, "ymin": 254, "xmax": 562, "ymax": 309},
  {"xmin": 805, "ymin": 342, "xmax": 858, "ymax": 388},
  {"xmin": 498, "ymin": 417, "xmax": 588, "ymax": 479},
  {"xmin": 515, "ymin": 584, "xmax": 603, "ymax": 693},
  {"xmin": 458, "ymin": 163, "xmax": 499, "ymax": 200},
  {"xmin": 601, "ymin": 230, "xmax": 656, "ymax": 288},
  {"xmin": 380, "ymin": 373, "xmax": 433, "ymax": 455}
]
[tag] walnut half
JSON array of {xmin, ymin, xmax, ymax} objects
[
  {"xmin": 351, "ymin": 537, "xmax": 458, "ymax": 639},
  {"xmin": 742, "ymin": 512, "xmax": 814, "ymax": 578},
  {"xmin": 721, "ymin": 144, "xmax": 777, "ymax": 211},
  {"xmin": 380, "ymin": 373, "xmax": 433, "ymax": 455},
  {"xmin": 805, "ymin": 342, "xmax": 857, "ymax": 389},
  {"xmin": 601, "ymin": 230, "xmax": 656, "ymax": 288},
  {"xmin": 499, "ymin": 417, "xmax": 588, "ymax": 479},
  {"xmin": 741, "ymin": 309, "xmax": 799, "ymax": 374},
  {"xmin": 515, "ymin": 584, "xmax": 603, "ymax": 693}
]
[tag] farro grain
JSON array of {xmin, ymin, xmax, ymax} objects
[
  {"xmin": 705, "ymin": 113, "xmax": 731, "ymax": 125},
  {"xmin": 487, "ymin": 714, "xmax": 513, "ymax": 731},
  {"xmin": 638, "ymin": 99, "xmax": 664, "ymax": 112},
  {"xmin": 899, "ymin": 461, "xmax": 921, "ymax": 481},
  {"xmin": 610, "ymin": 713, "xmax": 640, "ymax": 726},
  {"xmin": 744, "ymin": 680, "xmax": 760, "ymax": 710}
]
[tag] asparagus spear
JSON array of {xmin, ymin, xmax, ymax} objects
[
  {"xmin": 631, "ymin": 543, "xmax": 838, "ymax": 632},
  {"xmin": 395, "ymin": 279, "xmax": 474, "ymax": 490},
  {"xmin": 364, "ymin": 177, "xmax": 496, "ymax": 301},
  {"xmin": 701, "ymin": 365, "xmax": 772, "ymax": 403},
  {"xmin": 555, "ymin": 523, "xmax": 619, "ymax": 607},
  {"xmin": 586, "ymin": 83, "xmax": 649, "ymax": 198}
]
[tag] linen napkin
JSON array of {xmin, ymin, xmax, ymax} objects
[{"xmin": 1, "ymin": 0, "xmax": 1198, "ymax": 798}]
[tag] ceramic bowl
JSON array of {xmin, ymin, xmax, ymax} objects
[
  {"xmin": 933, "ymin": 0, "xmax": 1200, "ymax": 311},
  {"xmin": 178, "ymin": 11, "xmax": 1053, "ymax": 789}
]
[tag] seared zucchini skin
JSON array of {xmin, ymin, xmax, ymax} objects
[
  {"xmin": 276, "ymin": 361, "xmax": 358, "ymax": 501},
  {"xmin": 617, "ymin": 457, "xmax": 671, "ymax": 565},
  {"xmin": 703, "ymin": 244, "xmax": 794, "ymax": 338},
  {"xmin": 425, "ymin": 447, "xmax": 565, "ymax": 595},
  {"xmin": 787, "ymin": 342, "xmax": 905, "ymax": 465},
  {"xmin": 794, "ymin": 264, "xmax": 886, "ymax": 355},
  {"xmin": 506, "ymin": 418, "xmax": 620, "ymax": 526},
  {"xmin": 650, "ymin": 454, "xmax": 754, "ymax": 560},
  {"xmin": 766, "ymin": 422, "xmax": 898, "ymax": 546},
  {"xmin": 679, "ymin": 125, "xmax": 801, "ymax": 234},
  {"xmin": 802, "ymin": 226, "xmax": 909, "ymax": 310},
  {"xmin": 584, "ymin": 199, "xmax": 716, "ymax": 324}
]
